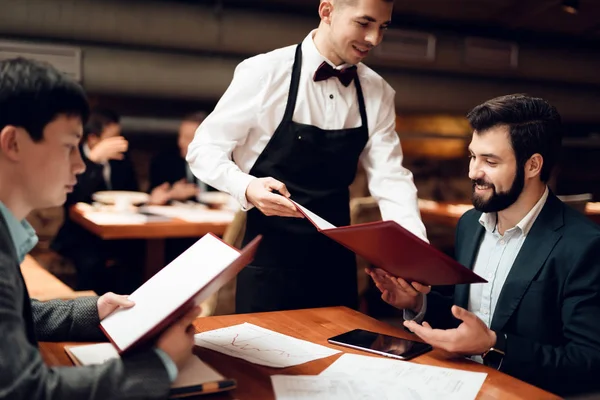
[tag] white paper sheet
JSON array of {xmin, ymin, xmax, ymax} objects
[
  {"xmin": 101, "ymin": 234, "xmax": 241, "ymax": 351},
  {"xmin": 290, "ymin": 201, "xmax": 336, "ymax": 230},
  {"xmin": 140, "ymin": 205, "xmax": 235, "ymax": 223},
  {"xmin": 194, "ymin": 323, "xmax": 340, "ymax": 368},
  {"xmin": 321, "ymin": 354, "xmax": 487, "ymax": 400},
  {"xmin": 66, "ymin": 343, "xmax": 223, "ymax": 388},
  {"xmin": 270, "ymin": 375, "xmax": 396, "ymax": 400}
]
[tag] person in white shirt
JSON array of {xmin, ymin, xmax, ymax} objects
[
  {"xmin": 187, "ymin": 0, "xmax": 427, "ymax": 313},
  {"xmin": 368, "ymin": 94, "xmax": 600, "ymax": 397}
]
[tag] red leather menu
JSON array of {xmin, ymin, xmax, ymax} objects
[{"xmin": 293, "ymin": 202, "xmax": 485, "ymax": 286}]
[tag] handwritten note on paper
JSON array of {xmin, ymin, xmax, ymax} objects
[
  {"xmin": 194, "ymin": 323, "xmax": 340, "ymax": 368},
  {"xmin": 271, "ymin": 375, "xmax": 400, "ymax": 400},
  {"xmin": 321, "ymin": 354, "xmax": 487, "ymax": 400}
]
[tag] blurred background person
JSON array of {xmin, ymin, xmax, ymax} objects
[{"xmin": 149, "ymin": 111, "xmax": 216, "ymax": 205}]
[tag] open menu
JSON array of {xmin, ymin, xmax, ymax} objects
[
  {"xmin": 100, "ymin": 233, "xmax": 261, "ymax": 353},
  {"xmin": 292, "ymin": 201, "xmax": 485, "ymax": 286}
]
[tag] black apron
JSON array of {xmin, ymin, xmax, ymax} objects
[{"xmin": 237, "ymin": 44, "xmax": 369, "ymax": 313}]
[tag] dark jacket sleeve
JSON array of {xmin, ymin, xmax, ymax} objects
[
  {"xmin": 499, "ymin": 236, "xmax": 600, "ymax": 396},
  {"xmin": 31, "ymin": 297, "xmax": 106, "ymax": 342},
  {"xmin": 0, "ymin": 256, "xmax": 171, "ymax": 399}
]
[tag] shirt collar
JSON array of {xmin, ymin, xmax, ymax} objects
[
  {"xmin": 0, "ymin": 201, "xmax": 39, "ymax": 263},
  {"xmin": 478, "ymin": 186, "xmax": 549, "ymax": 236},
  {"xmin": 302, "ymin": 30, "xmax": 353, "ymax": 74}
]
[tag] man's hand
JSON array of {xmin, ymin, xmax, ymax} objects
[
  {"xmin": 97, "ymin": 292, "xmax": 135, "ymax": 320},
  {"xmin": 87, "ymin": 136, "xmax": 128, "ymax": 164},
  {"xmin": 366, "ymin": 268, "xmax": 430, "ymax": 312},
  {"xmin": 156, "ymin": 306, "xmax": 202, "ymax": 370},
  {"xmin": 149, "ymin": 182, "xmax": 171, "ymax": 205},
  {"xmin": 403, "ymin": 305, "xmax": 497, "ymax": 355},
  {"xmin": 169, "ymin": 179, "xmax": 198, "ymax": 201},
  {"xmin": 245, "ymin": 177, "xmax": 303, "ymax": 218}
]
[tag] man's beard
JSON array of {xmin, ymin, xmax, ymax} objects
[{"xmin": 471, "ymin": 167, "xmax": 525, "ymax": 213}]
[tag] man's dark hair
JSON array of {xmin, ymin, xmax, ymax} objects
[
  {"xmin": 467, "ymin": 94, "xmax": 563, "ymax": 183},
  {"xmin": 84, "ymin": 107, "xmax": 121, "ymax": 139},
  {"xmin": 182, "ymin": 111, "xmax": 207, "ymax": 125},
  {"xmin": 0, "ymin": 57, "xmax": 89, "ymax": 142}
]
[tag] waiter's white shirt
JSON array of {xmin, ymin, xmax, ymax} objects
[{"xmin": 187, "ymin": 30, "xmax": 427, "ymax": 241}]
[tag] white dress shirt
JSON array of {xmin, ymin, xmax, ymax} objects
[
  {"xmin": 187, "ymin": 30, "xmax": 427, "ymax": 240},
  {"xmin": 469, "ymin": 187, "xmax": 549, "ymax": 328}
]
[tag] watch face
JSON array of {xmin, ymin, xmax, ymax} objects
[{"xmin": 483, "ymin": 349, "xmax": 504, "ymax": 369}]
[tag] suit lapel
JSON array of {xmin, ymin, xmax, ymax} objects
[
  {"xmin": 490, "ymin": 193, "xmax": 564, "ymax": 331},
  {"xmin": 455, "ymin": 213, "xmax": 485, "ymax": 309}
]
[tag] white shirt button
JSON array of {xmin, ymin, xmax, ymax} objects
[{"xmin": 499, "ymin": 239, "xmax": 505, "ymax": 245}]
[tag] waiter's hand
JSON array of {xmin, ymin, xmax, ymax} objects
[
  {"xmin": 246, "ymin": 177, "xmax": 303, "ymax": 218},
  {"xmin": 366, "ymin": 267, "xmax": 430, "ymax": 312}
]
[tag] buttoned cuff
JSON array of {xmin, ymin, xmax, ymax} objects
[
  {"xmin": 153, "ymin": 348, "xmax": 178, "ymax": 382},
  {"xmin": 403, "ymin": 294, "xmax": 427, "ymax": 324}
]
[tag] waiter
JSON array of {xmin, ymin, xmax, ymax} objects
[{"xmin": 187, "ymin": 0, "xmax": 428, "ymax": 313}]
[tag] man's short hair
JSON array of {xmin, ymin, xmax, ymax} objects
[
  {"xmin": 84, "ymin": 107, "xmax": 121, "ymax": 139},
  {"xmin": 467, "ymin": 94, "xmax": 563, "ymax": 183},
  {"xmin": 0, "ymin": 57, "xmax": 89, "ymax": 142}
]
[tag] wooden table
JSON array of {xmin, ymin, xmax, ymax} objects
[
  {"xmin": 20, "ymin": 255, "xmax": 96, "ymax": 301},
  {"xmin": 40, "ymin": 307, "xmax": 558, "ymax": 400},
  {"xmin": 69, "ymin": 206, "xmax": 233, "ymax": 280}
]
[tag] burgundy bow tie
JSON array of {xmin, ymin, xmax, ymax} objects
[{"xmin": 313, "ymin": 62, "xmax": 357, "ymax": 87}]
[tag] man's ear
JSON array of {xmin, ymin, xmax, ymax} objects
[
  {"xmin": 0, "ymin": 126, "xmax": 21, "ymax": 161},
  {"xmin": 525, "ymin": 153, "xmax": 544, "ymax": 179},
  {"xmin": 319, "ymin": 1, "xmax": 334, "ymax": 24}
]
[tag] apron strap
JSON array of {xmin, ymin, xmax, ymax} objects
[
  {"xmin": 354, "ymin": 77, "xmax": 368, "ymax": 129},
  {"xmin": 281, "ymin": 44, "xmax": 303, "ymax": 122}
]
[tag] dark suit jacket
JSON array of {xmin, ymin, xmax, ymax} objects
[
  {"xmin": 51, "ymin": 146, "xmax": 139, "ymax": 255},
  {"xmin": 425, "ymin": 192, "xmax": 600, "ymax": 396},
  {"xmin": 149, "ymin": 149, "xmax": 216, "ymax": 195},
  {"xmin": 0, "ymin": 214, "xmax": 170, "ymax": 399}
]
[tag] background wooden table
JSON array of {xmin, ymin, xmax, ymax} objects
[
  {"xmin": 69, "ymin": 206, "xmax": 233, "ymax": 280},
  {"xmin": 419, "ymin": 199, "xmax": 600, "ymax": 227},
  {"xmin": 40, "ymin": 307, "xmax": 558, "ymax": 400}
]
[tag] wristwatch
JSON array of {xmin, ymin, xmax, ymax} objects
[{"xmin": 482, "ymin": 331, "xmax": 507, "ymax": 370}]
